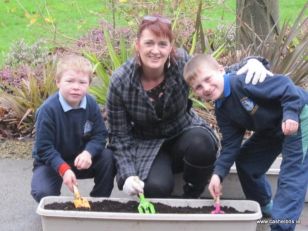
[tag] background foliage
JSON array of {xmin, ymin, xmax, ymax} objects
[
  {"xmin": 0, "ymin": 0, "xmax": 307, "ymax": 139},
  {"xmin": 0, "ymin": 0, "xmax": 306, "ymax": 65}
]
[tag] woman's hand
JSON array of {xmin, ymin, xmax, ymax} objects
[
  {"xmin": 123, "ymin": 176, "xmax": 145, "ymax": 196},
  {"xmin": 237, "ymin": 58, "xmax": 273, "ymax": 85},
  {"xmin": 208, "ymin": 174, "xmax": 222, "ymax": 199},
  {"xmin": 74, "ymin": 150, "xmax": 92, "ymax": 170}
]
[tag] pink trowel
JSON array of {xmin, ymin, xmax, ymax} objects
[{"xmin": 211, "ymin": 196, "xmax": 225, "ymax": 214}]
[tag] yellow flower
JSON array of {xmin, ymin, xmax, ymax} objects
[
  {"xmin": 30, "ymin": 17, "xmax": 37, "ymax": 25},
  {"xmin": 44, "ymin": 17, "xmax": 54, "ymax": 24},
  {"xmin": 25, "ymin": 12, "xmax": 39, "ymax": 26}
]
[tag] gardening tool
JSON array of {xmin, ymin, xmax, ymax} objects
[
  {"xmin": 73, "ymin": 185, "xmax": 91, "ymax": 209},
  {"xmin": 138, "ymin": 193, "xmax": 156, "ymax": 214},
  {"xmin": 211, "ymin": 196, "xmax": 224, "ymax": 214}
]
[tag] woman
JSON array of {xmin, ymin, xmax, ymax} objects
[{"xmin": 107, "ymin": 15, "xmax": 271, "ymax": 198}]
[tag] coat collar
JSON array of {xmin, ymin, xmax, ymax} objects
[
  {"xmin": 128, "ymin": 58, "xmax": 181, "ymax": 120},
  {"xmin": 129, "ymin": 57, "xmax": 179, "ymax": 91}
]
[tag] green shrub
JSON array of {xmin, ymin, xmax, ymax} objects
[
  {"xmin": 5, "ymin": 39, "xmax": 49, "ymax": 67},
  {"xmin": 0, "ymin": 61, "xmax": 57, "ymax": 137},
  {"xmin": 228, "ymin": 3, "xmax": 308, "ymax": 87}
]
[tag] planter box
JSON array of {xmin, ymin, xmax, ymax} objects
[
  {"xmin": 172, "ymin": 157, "xmax": 308, "ymax": 202},
  {"xmin": 37, "ymin": 197, "xmax": 261, "ymax": 231}
]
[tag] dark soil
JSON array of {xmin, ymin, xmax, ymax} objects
[{"xmin": 45, "ymin": 200, "xmax": 254, "ymax": 214}]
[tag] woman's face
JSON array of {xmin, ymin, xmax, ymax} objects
[{"xmin": 136, "ymin": 29, "xmax": 172, "ymax": 72}]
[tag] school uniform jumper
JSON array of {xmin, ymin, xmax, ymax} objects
[
  {"xmin": 214, "ymin": 73, "xmax": 308, "ymax": 231},
  {"xmin": 31, "ymin": 92, "xmax": 115, "ymax": 202}
]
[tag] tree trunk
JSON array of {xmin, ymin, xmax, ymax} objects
[{"xmin": 236, "ymin": 0, "xmax": 279, "ymax": 49}]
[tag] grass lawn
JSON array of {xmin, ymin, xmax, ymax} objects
[
  {"xmin": 203, "ymin": 1, "xmax": 307, "ymax": 28},
  {"xmin": 0, "ymin": 0, "xmax": 307, "ymax": 66},
  {"xmin": 0, "ymin": 0, "xmax": 112, "ymax": 64}
]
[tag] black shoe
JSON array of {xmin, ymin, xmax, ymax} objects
[{"xmin": 183, "ymin": 182, "xmax": 205, "ymax": 198}]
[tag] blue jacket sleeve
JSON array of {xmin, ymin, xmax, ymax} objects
[
  {"xmin": 214, "ymin": 110, "xmax": 245, "ymax": 180},
  {"xmin": 226, "ymin": 56, "xmax": 270, "ymax": 73},
  {"xmin": 241, "ymin": 74, "xmax": 305, "ymax": 122},
  {"xmin": 34, "ymin": 107, "xmax": 65, "ymax": 172}
]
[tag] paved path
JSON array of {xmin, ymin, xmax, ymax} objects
[{"xmin": 0, "ymin": 159, "xmax": 307, "ymax": 231}]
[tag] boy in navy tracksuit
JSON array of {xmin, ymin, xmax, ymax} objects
[
  {"xmin": 31, "ymin": 54, "xmax": 115, "ymax": 202},
  {"xmin": 184, "ymin": 54, "xmax": 308, "ymax": 231}
]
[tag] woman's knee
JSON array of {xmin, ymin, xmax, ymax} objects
[
  {"xmin": 144, "ymin": 177, "xmax": 174, "ymax": 198},
  {"xmin": 183, "ymin": 129, "xmax": 217, "ymax": 165}
]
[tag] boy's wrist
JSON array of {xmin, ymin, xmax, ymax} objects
[
  {"xmin": 217, "ymin": 174, "xmax": 223, "ymax": 183},
  {"xmin": 58, "ymin": 162, "xmax": 71, "ymax": 177},
  {"xmin": 213, "ymin": 170, "xmax": 224, "ymax": 182}
]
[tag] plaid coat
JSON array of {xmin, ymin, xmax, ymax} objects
[
  {"xmin": 107, "ymin": 49, "xmax": 263, "ymax": 188},
  {"xmin": 107, "ymin": 49, "xmax": 218, "ymax": 188}
]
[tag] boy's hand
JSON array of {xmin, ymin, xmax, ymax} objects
[
  {"xmin": 208, "ymin": 174, "xmax": 222, "ymax": 199},
  {"xmin": 74, "ymin": 150, "xmax": 92, "ymax": 170},
  {"xmin": 62, "ymin": 169, "xmax": 77, "ymax": 192},
  {"xmin": 282, "ymin": 119, "xmax": 299, "ymax": 135},
  {"xmin": 237, "ymin": 58, "xmax": 273, "ymax": 85}
]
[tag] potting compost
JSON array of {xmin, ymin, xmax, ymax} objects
[{"xmin": 45, "ymin": 200, "xmax": 254, "ymax": 214}]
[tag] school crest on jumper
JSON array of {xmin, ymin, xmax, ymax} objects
[
  {"xmin": 84, "ymin": 120, "xmax": 93, "ymax": 134},
  {"xmin": 240, "ymin": 97, "xmax": 258, "ymax": 114}
]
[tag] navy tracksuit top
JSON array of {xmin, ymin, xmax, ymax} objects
[
  {"xmin": 214, "ymin": 73, "xmax": 308, "ymax": 179},
  {"xmin": 32, "ymin": 92, "xmax": 108, "ymax": 172}
]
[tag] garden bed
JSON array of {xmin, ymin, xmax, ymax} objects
[{"xmin": 37, "ymin": 197, "xmax": 262, "ymax": 231}]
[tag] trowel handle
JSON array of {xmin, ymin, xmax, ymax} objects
[
  {"xmin": 215, "ymin": 196, "xmax": 220, "ymax": 204},
  {"xmin": 73, "ymin": 185, "xmax": 81, "ymax": 198}
]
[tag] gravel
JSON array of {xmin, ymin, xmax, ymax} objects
[{"xmin": 0, "ymin": 139, "xmax": 33, "ymax": 159}]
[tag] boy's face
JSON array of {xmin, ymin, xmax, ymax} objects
[
  {"xmin": 56, "ymin": 70, "xmax": 90, "ymax": 108},
  {"xmin": 190, "ymin": 65, "xmax": 225, "ymax": 101}
]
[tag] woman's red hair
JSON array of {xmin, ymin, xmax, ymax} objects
[{"xmin": 136, "ymin": 14, "xmax": 177, "ymax": 64}]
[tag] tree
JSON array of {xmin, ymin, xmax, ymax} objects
[{"xmin": 236, "ymin": 0, "xmax": 279, "ymax": 48}]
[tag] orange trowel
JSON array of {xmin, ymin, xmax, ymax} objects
[{"xmin": 73, "ymin": 185, "xmax": 91, "ymax": 209}]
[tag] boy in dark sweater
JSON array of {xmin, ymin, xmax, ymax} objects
[
  {"xmin": 184, "ymin": 54, "xmax": 308, "ymax": 231},
  {"xmin": 31, "ymin": 54, "xmax": 115, "ymax": 202}
]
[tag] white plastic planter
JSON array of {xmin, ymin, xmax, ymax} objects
[
  {"xmin": 37, "ymin": 197, "xmax": 261, "ymax": 231},
  {"xmin": 172, "ymin": 157, "xmax": 308, "ymax": 202}
]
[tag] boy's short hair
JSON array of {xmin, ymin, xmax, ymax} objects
[
  {"xmin": 184, "ymin": 54, "xmax": 221, "ymax": 85},
  {"xmin": 56, "ymin": 54, "xmax": 93, "ymax": 82}
]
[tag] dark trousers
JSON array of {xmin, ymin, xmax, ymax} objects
[
  {"xmin": 144, "ymin": 127, "xmax": 217, "ymax": 198},
  {"xmin": 31, "ymin": 148, "xmax": 116, "ymax": 202}
]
